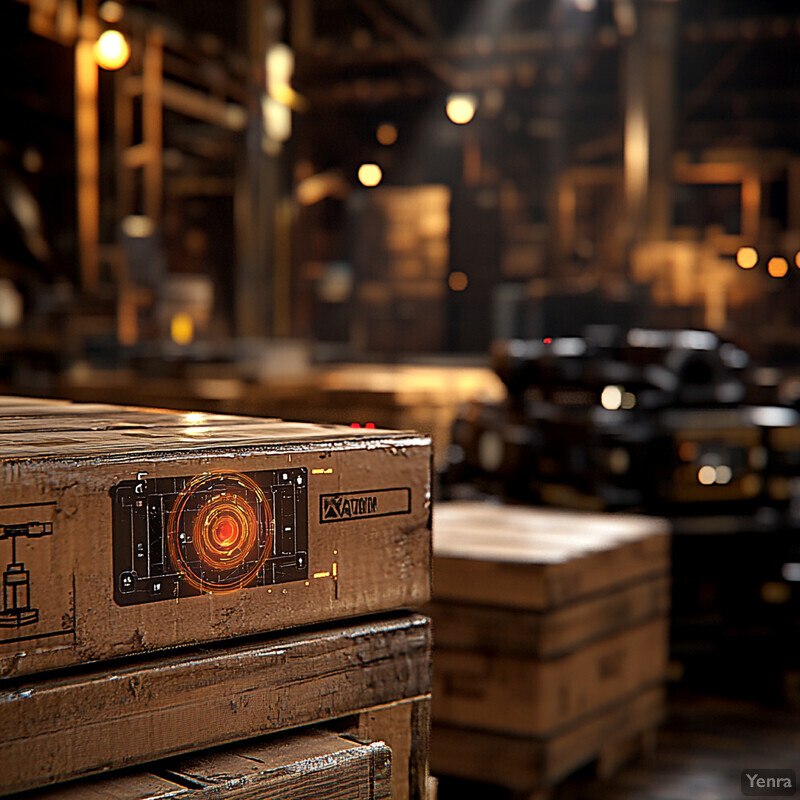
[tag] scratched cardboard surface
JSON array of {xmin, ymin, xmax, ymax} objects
[{"xmin": 0, "ymin": 398, "xmax": 432, "ymax": 679}]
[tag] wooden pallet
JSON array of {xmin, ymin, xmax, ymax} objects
[
  {"xmin": 431, "ymin": 686, "xmax": 664, "ymax": 796},
  {"xmin": 0, "ymin": 613, "xmax": 431, "ymax": 796}
]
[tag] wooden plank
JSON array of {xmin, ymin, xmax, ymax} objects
[
  {"xmin": 432, "ymin": 618, "xmax": 667, "ymax": 736},
  {"xmin": 345, "ymin": 696, "xmax": 431, "ymax": 800},
  {"xmin": 433, "ymin": 502, "xmax": 669, "ymax": 610},
  {"xmin": 0, "ymin": 613, "xmax": 430, "ymax": 795},
  {"xmin": 430, "ymin": 686, "xmax": 664, "ymax": 792},
  {"xmin": 30, "ymin": 729, "xmax": 392, "ymax": 799},
  {"xmin": 427, "ymin": 574, "xmax": 670, "ymax": 658},
  {"xmin": 0, "ymin": 400, "xmax": 431, "ymax": 679}
]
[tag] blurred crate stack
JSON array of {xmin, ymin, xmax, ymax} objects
[
  {"xmin": 428, "ymin": 502, "xmax": 670, "ymax": 798},
  {"xmin": 0, "ymin": 397, "xmax": 433, "ymax": 799}
]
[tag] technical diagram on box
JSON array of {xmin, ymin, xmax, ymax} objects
[
  {"xmin": 0, "ymin": 501, "xmax": 74, "ymax": 647},
  {"xmin": 112, "ymin": 468, "xmax": 309, "ymax": 605}
]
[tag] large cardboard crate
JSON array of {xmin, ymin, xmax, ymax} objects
[
  {"xmin": 0, "ymin": 613, "xmax": 431, "ymax": 796},
  {"xmin": 428, "ymin": 502, "xmax": 670, "ymax": 794},
  {"xmin": 0, "ymin": 398, "xmax": 431, "ymax": 678},
  {"xmin": 31, "ymin": 729, "xmax": 393, "ymax": 800}
]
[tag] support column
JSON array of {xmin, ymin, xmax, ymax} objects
[{"xmin": 623, "ymin": 0, "xmax": 678, "ymax": 245}]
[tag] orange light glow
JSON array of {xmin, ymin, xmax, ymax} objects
[
  {"xmin": 735, "ymin": 246, "xmax": 758, "ymax": 269},
  {"xmin": 94, "ymin": 30, "xmax": 130, "ymax": 71},
  {"xmin": 170, "ymin": 312, "xmax": 194, "ymax": 346},
  {"xmin": 448, "ymin": 271, "xmax": 469, "ymax": 291},
  {"xmin": 377, "ymin": 122, "xmax": 398, "ymax": 145},
  {"xmin": 167, "ymin": 472, "xmax": 271, "ymax": 594},
  {"xmin": 795, "ymin": 251, "xmax": 800, "ymax": 269},
  {"xmin": 768, "ymin": 256, "xmax": 789, "ymax": 278}
]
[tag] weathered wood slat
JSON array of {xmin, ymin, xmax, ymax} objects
[
  {"xmin": 0, "ymin": 614, "xmax": 431, "ymax": 796},
  {"xmin": 28, "ymin": 729, "xmax": 392, "ymax": 800},
  {"xmin": 345, "ymin": 696, "xmax": 431, "ymax": 800}
]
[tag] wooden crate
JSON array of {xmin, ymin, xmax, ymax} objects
[
  {"xmin": 0, "ymin": 613, "xmax": 431, "ymax": 796},
  {"xmin": 432, "ymin": 617, "xmax": 667, "ymax": 735},
  {"xmin": 0, "ymin": 398, "xmax": 431, "ymax": 678},
  {"xmin": 428, "ymin": 502, "xmax": 670, "ymax": 794},
  {"xmin": 30, "ymin": 729, "xmax": 393, "ymax": 800}
]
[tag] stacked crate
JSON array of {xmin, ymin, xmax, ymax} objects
[
  {"xmin": 0, "ymin": 397, "xmax": 432, "ymax": 799},
  {"xmin": 428, "ymin": 502, "xmax": 670, "ymax": 798}
]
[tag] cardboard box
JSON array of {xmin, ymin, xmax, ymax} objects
[{"xmin": 0, "ymin": 398, "xmax": 431, "ymax": 678}]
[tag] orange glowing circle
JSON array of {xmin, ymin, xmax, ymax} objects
[
  {"xmin": 768, "ymin": 256, "xmax": 789, "ymax": 278},
  {"xmin": 448, "ymin": 271, "xmax": 469, "ymax": 291},
  {"xmin": 735, "ymin": 246, "xmax": 758, "ymax": 270},
  {"xmin": 167, "ymin": 471, "xmax": 272, "ymax": 594},
  {"xmin": 194, "ymin": 494, "xmax": 259, "ymax": 571}
]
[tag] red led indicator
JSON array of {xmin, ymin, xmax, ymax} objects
[
  {"xmin": 365, "ymin": 422, "xmax": 376, "ymax": 429},
  {"xmin": 543, "ymin": 338, "xmax": 552, "ymax": 344},
  {"xmin": 351, "ymin": 422, "xmax": 361, "ymax": 428}
]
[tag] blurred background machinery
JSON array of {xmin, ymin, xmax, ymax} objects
[{"xmin": 443, "ymin": 325, "xmax": 800, "ymax": 698}]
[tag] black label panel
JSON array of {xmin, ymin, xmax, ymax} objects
[{"xmin": 111, "ymin": 468, "xmax": 308, "ymax": 605}]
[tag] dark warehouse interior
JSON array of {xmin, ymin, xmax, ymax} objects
[{"xmin": 3, "ymin": 1, "xmax": 800, "ymax": 799}]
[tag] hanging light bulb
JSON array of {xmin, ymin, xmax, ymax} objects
[{"xmin": 94, "ymin": 29, "xmax": 130, "ymax": 70}]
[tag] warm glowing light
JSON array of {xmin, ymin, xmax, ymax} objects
[
  {"xmin": 98, "ymin": 0, "xmax": 124, "ymax": 23},
  {"xmin": 698, "ymin": 465, "xmax": 716, "ymax": 485},
  {"xmin": 601, "ymin": 385, "xmax": 623, "ymax": 410},
  {"xmin": 167, "ymin": 472, "xmax": 272, "ymax": 594},
  {"xmin": 170, "ymin": 313, "xmax": 194, "ymax": 346},
  {"xmin": 795, "ymin": 251, "xmax": 800, "ymax": 269},
  {"xmin": 358, "ymin": 163, "xmax": 382, "ymax": 187},
  {"xmin": 448, "ymin": 271, "xmax": 469, "ymax": 291},
  {"xmin": 678, "ymin": 441, "xmax": 697, "ymax": 462},
  {"xmin": 377, "ymin": 122, "xmax": 398, "ymax": 145},
  {"xmin": 768, "ymin": 256, "xmax": 789, "ymax": 278},
  {"xmin": 735, "ymin": 246, "xmax": 758, "ymax": 270},
  {"xmin": 94, "ymin": 30, "xmax": 130, "ymax": 70},
  {"xmin": 446, "ymin": 93, "xmax": 477, "ymax": 125}
]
